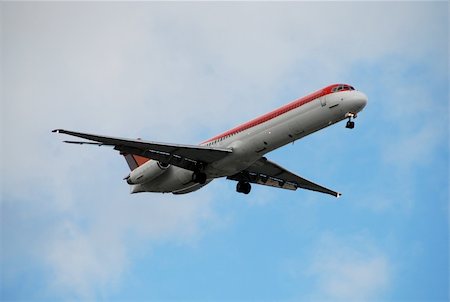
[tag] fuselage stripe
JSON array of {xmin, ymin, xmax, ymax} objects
[{"xmin": 202, "ymin": 87, "xmax": 332, "ymax": 145}]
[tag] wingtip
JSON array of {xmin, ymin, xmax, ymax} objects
[
  {"xmin": 52, "ymin": 129, "xmax": 62, "ymax": 133},
  {"xmin": 336, "ymin": 192, "xmax": 342, "ymax": 198}
]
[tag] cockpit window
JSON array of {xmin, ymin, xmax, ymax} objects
[{"xmin": 332, "ymin": 85, "xmax": 355, "ymax": 92}]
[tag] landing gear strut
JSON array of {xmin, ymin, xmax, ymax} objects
[
  {"xmin": 236, "ymin": 181, "xmax": 251, "ymax": 194},
  {"xmin": 345, "ymin": 112, "xmax": 356, "ymax": 129}
]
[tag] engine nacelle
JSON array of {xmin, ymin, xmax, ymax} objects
[{"xmin": 126, "ymin": 160, "xmax": 169, "ymax": 185}]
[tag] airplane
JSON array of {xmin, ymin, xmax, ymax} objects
[{"xmin": 53, "ymin": 83, "xmax": 367, "ymax": 197}]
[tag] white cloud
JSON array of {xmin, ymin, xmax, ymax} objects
[
  {"xmin": 3, "ymin": 1, "xmax": 445, "ymax": 199},
  {"xmin": 383, "ymin": 121, "xmax": 445, "ymax": 168},
  {"xmin": 305, "ymin": 233, "xmax": 390, "ymax": 301},
  {"xmin": 42, "ymin": 192, "xmax": 218, "ymax": 299},
  {"xmin": 2, "ymin": 186, "xmax": 220, "ymax": 299},
  {"xmin": 45, "ymin": 220, "xmax": 127, "ymax": 299},
  {"xmin": 1, "ymin": 1, "xmax": 445, "ymax": 299}
]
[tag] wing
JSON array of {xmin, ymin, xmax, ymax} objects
[
  {"xmin": 52, "ymin": 129, "xmax": 232, "ymax": 171},
  {"xmin": 227, "ymin": 157, "xmax": 341, "ymax": 197}
]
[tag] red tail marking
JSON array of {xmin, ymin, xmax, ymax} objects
[{"xmin": 133, "ymin": 155, "xmax": 150, "ymax": 166}]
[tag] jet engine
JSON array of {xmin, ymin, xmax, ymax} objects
[{"xmin": 126, "ymin": 160, "xmax": 170, "ymax": 185}]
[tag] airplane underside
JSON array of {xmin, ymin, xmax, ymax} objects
[
  {"xmin": 129, "ymin": 101, "xmax": 353, "ymax": 195},
  {"xmin": 53, "ymin": 84, "xmax": 367, "ymax": 198}
]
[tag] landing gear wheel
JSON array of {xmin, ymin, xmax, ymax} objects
[
  {"xmin": 346, "ymin": 120, "xmax": 355, "ymax": 129},
  {"xmin": 193, "ymin": 172, "xmax": 207, "ymax": 184},
  {"xmin": 236, "ymin": 181, "xmax": 251, "ymax": 194}
]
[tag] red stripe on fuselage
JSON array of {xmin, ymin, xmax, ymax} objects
[{"xmin": 203, "ymin": 84, "xmax": 343, "ymax": 145}]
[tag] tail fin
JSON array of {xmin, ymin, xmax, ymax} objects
[{"xmin": 121, "ymin": 152, "xmax": 150, "ymax": 171}]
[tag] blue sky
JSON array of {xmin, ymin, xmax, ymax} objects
[{"xmin": 1, "ymin": 2, "xmax": 448, "ymax": 301}]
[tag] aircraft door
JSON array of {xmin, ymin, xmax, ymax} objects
[{"xmin": 320, "ymin": 96, "xmax": 326, "ymax": 106}]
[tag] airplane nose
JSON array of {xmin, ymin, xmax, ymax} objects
[{"xmin": 353, "ymin": 91, "xmax": 368, "ymax": 112}]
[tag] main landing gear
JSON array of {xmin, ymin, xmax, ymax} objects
[
  {"xmin": 236, "ymin": 181, "xmax": 251, "ymax": 194},
  {"xmin": 192, "ymin": 162, "xmax": 208, "ymax": 185},
  {"xmin": 345, "ymin": 112, "xmax": 356, "ymax": 129},
  {"xmin": 192, "ymin": 172, "xmax": 207, "ymax": 184}
]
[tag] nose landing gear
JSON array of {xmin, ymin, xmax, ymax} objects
[
  {"xmin": 345, "ymin": 112, "xmax": 356, "ymax": 129},
  {"xmin": 346, "ymin": 120, "xmax": 355, "ymax": 129}
]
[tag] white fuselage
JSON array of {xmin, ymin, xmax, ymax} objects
[{"xmin": 131, "ymin": 89, "xmax": 367, "ymax": 194}]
